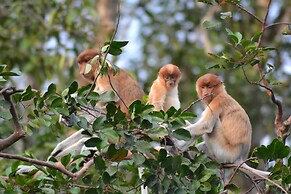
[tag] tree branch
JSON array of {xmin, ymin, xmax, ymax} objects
[
  {"xmin": 0, "ymin": 152, "xmax": 74, "ymax": 178},
  {"xmin": 234, "ymin": 3, "xmax": 263, "ymax": 24},
  {"xmin": 265, "ymin": 22, "xmax": 291, "ymax": 30},
  {"xmin": 0, "ymin": 152, "xmax": 95, "ymax": 182},
  {"xmin": 0, "ymin": 87, "xmax": 26, "ymax": 151}
]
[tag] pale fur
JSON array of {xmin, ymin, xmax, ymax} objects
[
  {"xmin": 174, "ymin": 73, "xmax": 270, "ymax": 177},
  {"xmin": 148, "ymin": 64, "xmax": 181, "ymax": 111}
]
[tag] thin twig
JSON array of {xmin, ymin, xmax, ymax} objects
[
  {"xmin": 226, "ymin": 157, "xmax": 256, "ymax": 184},
  {"xmin": 182, "ymin": 93, "xmax": 213, "ymax": 113},
  {"xmin": 85, "ymin": 1, "xmax": 121, "ymax": 99},
  {"xmin": 107, "ymin": 73, "xmax": 129, "ymax": 111},
  {"xmin": 126, "ymin": 181, "xmax": 146, "ymax": 193},
  {"xmin": 265, "ymin": 22, "xmax": 291, "ymax": 30},
  {"xmin": 234, "ymin": 3, "xmax": 263, "ymax": 24}
]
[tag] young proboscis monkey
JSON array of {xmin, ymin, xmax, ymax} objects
[
  {"xmin": 148, "ymin": 64, "xmax": 181, "ymax": 111},
  {"xmin": 77, "ymin": 49, "xmax": 145, "ymax": 116},
  {"xmin": 173, "ymin": 73, "xmax": 270, "ymax": 177}
]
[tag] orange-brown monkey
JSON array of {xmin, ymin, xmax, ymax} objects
[
  {"xmin": 148, "ymin": 64, "xmax": 181, "ymax": 111},
  {"xmin": 174, "ymin": 73, "xmax": 269, "ymax": 177},
  {"xmin": 77, "ymin": 49, "xmax": 145, "ymax": 116}
]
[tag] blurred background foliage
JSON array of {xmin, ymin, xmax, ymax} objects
[{"xmin": 0, "ymin": 0, "xmax": 290, "ymax": 164}]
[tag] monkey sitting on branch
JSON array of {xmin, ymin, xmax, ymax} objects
[{"xmin": 172, "ymin": 73, "xmax": 270, "ymax": 178}]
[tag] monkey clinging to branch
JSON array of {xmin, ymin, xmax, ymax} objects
[
  {"xmin": 77, "ymin": 49, "xmax": 145, "ymax": 116},
  {"xmin": 173, "ymin": 73, "xmax": 270, "ymax": 177},
  {"xmin": 148, "ymin": 64, "xmax": 182, "ymax": 111}
]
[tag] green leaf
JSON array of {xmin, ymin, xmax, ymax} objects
[
  {"xmin": 92, "ymin": 117, "xmax": 106, "ymax": 131},
  {"xmin": 256, "ymin": 138, "xmax": 290, "ymax": 161},
  {"xmin": 234, "ymin": 32, "xmax": 242, "ymax": 43},
  {"xmin": 144, "ymin": 175, "xmax": 158, "ymax": 188},
  {"xmin": 102, "ymin": 41, "xmax": 129, "ymax": 56},
  {"xmin": 106, "ymin": 144, "xmax": 128, "ymax": 162},
  {"xmin": 224, "ymin": 183, "xmax": 240, "ymax": 193},
  {"xmin": 94, "ymin": 156, "xmax": 106, "ymax": 172},
  {"xmin": 180, "ymin": 112, "xmax": 196, "ymax": 120},
  {"xmin": 220, "ymin": 11, "xmax": 232, "ymax": 19},
  {"xmin": 68, "ymin": 81, "xmax": 78, "ymax": 94},
  {"xmin": 87, "ymin": 92, "xmax": 99, "ymax": 101},
  {"xmin": 225, "ymin": 28, "xmax": 233, "ymax": 35},
  {"xmin": 0, "ymin": 111, "xmax": 12, "ymax": 119},
  {"xmin": 147, "ymin": 127, "xmax": 168, "ymax": 141},
  {"xmin": 61, "ymin": 154, "xmax": 72, "ymax": 167},
  {"xmin": 200, "ymin": 182, "xmax": 211, "ymax": 192},
  {"xmin": 131, "ymin": 153, "xmax": 145, "ymax": 166},
  {"xmin": 172, "ymin": 128, "xmax": 191, "ymax": 141},
  {"xmin": 51, "ymin": 97, "xmax": 63, "ymax": 108},
  {"xmin": 0, "ymin": 76, "xmax": 6, "ymax": 82},
  {"xmin": 199, "ymin": 169, "xmax": 213, "ymax": 182},
  {"xmin": 189, "ymin": 180, "xmax": 200, "ymax": 191},
  {"xmin": 0, "ymin": 99, "xmax": 11, "ymax": 109},
  {"xmin": 202, "ymin": 20, "xmax": 220, "ymax": 29},
  {"xmin": 55, "ymin": 107, "xmax": 69, "ymax": 116},
  {"xmin": 251, "ymin": 31, "xmax": 263, "ymax": 41},
  {"xmin": 0, "ymin": 65, "xmax": 7, "ymax": 72},
  {"xmin": 77, "ymin": 85, "xmax": 91, "ymax": 97},
  {"xmin": 47, "ymin": 83, "xmax": 57, "ymax": 95},
  {"xmin": 82, "ymin": 174, "xmax": 93, "ymax": 184},
  {"xmin": 85, "ymin": 137, "xmax": 102, "ymax": 150},
  {"xmin": 106, "ymin": 103, "xmax": 117, "ymax": 117},
  {"xmin": 62, "ymin": 88, "xmax": 69, "ymax": 97},
  {"xmin": 102, "ymin": 171, "xmax": 111, "ymax": 184},
  {"xmin": 84, "ymin": 64, "xmax": 92, "ymax": 74},
  {"xmin": 99, "ymin": 90, "xmax": 118, "ymax": 102},
  {"xmin": 0, "ymin": 71, "xmax": 21, "ymax": 76},
  {"xmin": 68, "ymin": 187, "xmax": 81, "ymax": 194}
]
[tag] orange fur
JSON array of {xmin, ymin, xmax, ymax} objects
[
  {"xmin": 148, "ymin": 64, "xmax": 181, "ymax": 111},
  {"xmin": 77, "ymin": 49, "xmax": 145, "ymax": 116}
]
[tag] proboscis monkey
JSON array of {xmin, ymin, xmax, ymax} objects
[
  {"xmin": 173, "ymin": 73, "xmax": 270, "ymax": 177},
  {"xmin": 148, "ymin": 64, "xmax": 181, "ymax": 111},
  {"xmin": 77, "ymin": 49, "xmax": 145, "ymax": 116}
]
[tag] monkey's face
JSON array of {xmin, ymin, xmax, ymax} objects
[
  {"xmin": 158, "ymin": 64, "xmax": 181, "ymax": 89},
  {"xmin": 164, "ymin": 75, "xmax": 179, "ymax": 88},
  {"xmin": 196, "ymin": 74, "xmax": 223, "ymax": 104},
  {"xmin": 77, "ymin": 49, "xmax": 101, "ymax": 83}
]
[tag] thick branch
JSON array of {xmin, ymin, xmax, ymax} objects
[
  {"xmin": 0, "ymin": 152, "xmax": 74, "ymax": 178},
  {"xmin": 0, "ymin": 152, "xmax": 95, "ymax": 181},
  {"xmin": 0, "ymin": 88, "xmax": 26, "ymax": 151},
  {"xmin": 73, "ymin": 158, "xmax": 94, "ymax": 181}
]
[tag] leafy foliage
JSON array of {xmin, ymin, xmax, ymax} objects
[{"xmin": 0, "ymin": 0, "xmax": 290, "ymax": 193}]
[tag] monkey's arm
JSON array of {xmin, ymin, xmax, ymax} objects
[
  {"xmin": 148, "ymin": 85, "xmax": 167, "ymax": 111},
  {"xmin": 184, "ymin": 108, "xmax": 219, "ymax": 137}
]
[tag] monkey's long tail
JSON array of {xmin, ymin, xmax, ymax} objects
[{"xmin": 239, "ymin": 163, "xmax": 270, "ymax": 178}]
